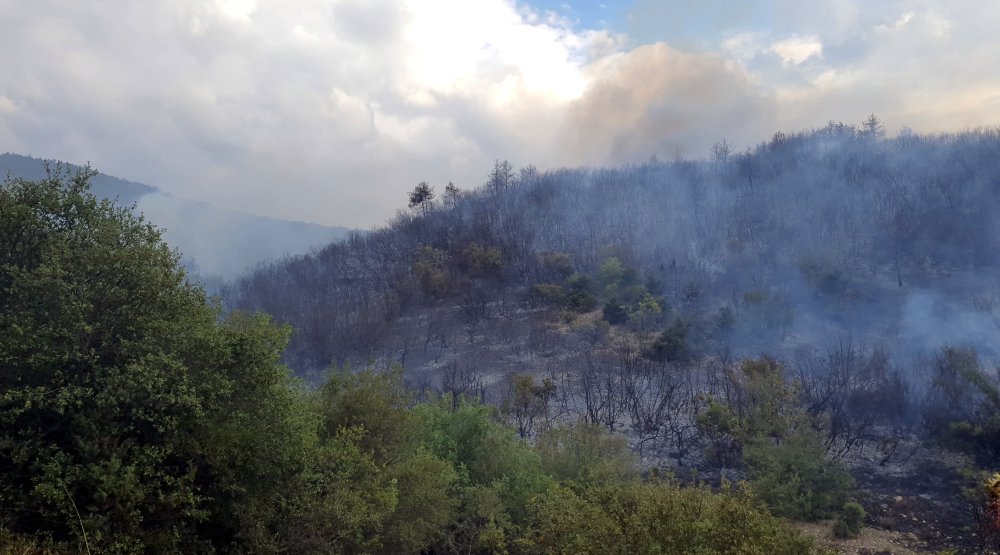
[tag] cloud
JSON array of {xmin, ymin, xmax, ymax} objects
[
  {"xmin": 770, "ymin": 37, "xmax": 822, "ymax": 66},
  {"xmin": 2, "ymin": 1, "xmax": 1000, "ymax": 228},
  {"xmin": 0, "ymin": 0, "xmax": 619, "ymax": 227}
]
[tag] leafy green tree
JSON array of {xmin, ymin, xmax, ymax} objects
[
  {"xmin": 530, "ymin": 283, "xmax": 567, "ymax": 308},
  {"xmin": 628, "ymin": 292, "xmax": 662, "ymax": 330},
  {"xmin": 0, "ymin": 168, "xmax": 310, "ymax": 552},
  {"xmin": 416, "ymin": 399, "xmax": 552, "ymax": 548},
  {"xmin": 597, "ymin": 257, "xmax": 625, "ymax": 290},
  {"xmin": 537, "ymin": 252, "xmax": 574, "ymax": 281},
  {"xmin": 646, "ymin": 320, "xmax": 690, "ymax": 362},
  {"xmin": 285, "ymin": 427, "xmax": 398, "ymax": 554},
  {"xmin": 462, "ymin": 243, "xmax": 503, "ymax": 278},
  {"xmin": 382, "ymin": 448, "xmax": 460, "ymax": 554},
  {"xmin": 313, "ymin": 365, "xmax": 467, "ymax": 554},
  {"xmin": 317, "ymin": 366, "xmax": 420, "ymax": 464},
  {"xmin": 744, "ymin": 427, "xmax": 854, "ymax": 521},
  {"xmin": 413, "ymin": 246, "xmax": 450, "ymax": 299},
  {"xmin": 927, "ymin": 347, "xmax": 1000, "ymax": 466}
]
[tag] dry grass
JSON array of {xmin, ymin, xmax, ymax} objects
[{"xmin": 796, "ymin": 520, "xmax": 932, "ymax": 555}]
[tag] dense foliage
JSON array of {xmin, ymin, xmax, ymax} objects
[
  {"xmin": 0, "ymin": 167, "xmax": 311, "ymax": 551},
  {"xmin": 0, "ymin": 170, "xmax": 818, "ymax": 553}
]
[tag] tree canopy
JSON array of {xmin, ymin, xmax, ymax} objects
[{"xmin": 0, "ymin": 167, "xmax": 310, "ymax": 552}]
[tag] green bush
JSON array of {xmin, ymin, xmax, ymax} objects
[
  {"xmin": 746, "ymin": 431, "xmax": 854, "ymax": 521},
  {"xmin": 522, "ymin": 479, "xmax": 814, "ymax": 554},
  {"xmin": 832, "ymin": 502, "xmax": 866, "ymax": 539},
  {"xmin": 566, "ymin": 274, "xmax": 598, "ymax": 312},
  {"xmin": 646, "ymin": 320, "xmax": 690, "ymax": 362},
  {"xmin": 535, "ymin": 422, "xmax": 636, "ymax": 485},
  {"xmin": 537, "ymin": 252, "xmax": 574, "ymax": 280},
  {"xmin": 531, "ymin": 283, "xmax": 567, "ymax": 307},
  {"xmin": 704, "ymin": 357, "xmax": 854, "ymax": 521}
]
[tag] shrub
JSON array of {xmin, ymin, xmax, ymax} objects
[
  {"xmin": 646, "ymin": 320, "xmax": 690, "ymax": 362},
  {"xmin": 745, "ymin": 429, "xmax": 854, "ymax": 521},
  {"xmin": 705, "ymin": 357, "xmax": 855, "ymax": 521},
  {"xmin": 602, "ymin": 299, "xmax": 629, "ymax": 324},
  {"xmin": 531, "ymin": 283, "xmax": 567, "ymax": 308},
  {"xmin": 537, "ymin": 252, "xmax": 574, "ymax": 280},
  {"xmin": 566, "ymin": 274, "xmax": 598, "ymax": 312},
  {"xmin": 522, "ymin": 479, "xmax": 814, "ymax": 554},
  {"xmin": 535, "ymin": 422, "xmax": 636, "ymax": 485},
  {"xmin": 832, "ymin": 501, "xmax": 866, "ymax": 539}
]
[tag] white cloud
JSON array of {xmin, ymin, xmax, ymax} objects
[
  {"xmin": 0, "ymin": 0, "xmax": 621, "ymax": 227},
  {"xmin": 769, "ymin": 36, "xmax": 822, "ymax": 66},
  {"xmin": 2, "ymin": 0, "xmax": 1000, "ymax": 229},
  {"xmin": 0, "ymin": 95, "xmax": 16, "ymax": 114}
]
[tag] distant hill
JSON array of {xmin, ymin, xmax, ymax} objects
[{"xmin": 1, "ymin": 153, "xmax": 351, "ymax": 286}]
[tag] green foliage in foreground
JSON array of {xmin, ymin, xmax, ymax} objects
[
  {"xmin": 0, "ymin": 170, "xmax": 817, "ymax": 553},
  {"xmin": 0, "ymin": 166, "xmax": 312, "ymax": 552},
  {"xmin": 524, "ymin": 480, "xmax": 814, "ymax": 555}
]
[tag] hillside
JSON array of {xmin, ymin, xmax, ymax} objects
[
  {"xmin": 0, "ymin": 153, "xmax": 351, "ymax": 284},
  {"xmin": 2, "ymin": 169, "xmax": 825, "ymax": 554},
  {"xmin": 220, "ymin": 121, "xmax": 1000, "ymax": 552},
  {"xmin": 226, "ymin": 122, "xmax": 1000, "ymax": 377},
  {"xmin": 5, "ymin": 123, "xmax": 1000, "ymax": 554}
]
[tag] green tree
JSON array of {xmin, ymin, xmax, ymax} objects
[
  {"xmin": 314, "ymin": 366, "xmax": 461, "ymax": 553},
  {"xmin": 0, "ymin": 168, "xmax": 310, "ymax": 552},
  {"xmin": 413, "ymin": 246, "xmax": 450, "ymax": 298},
  {"xmin": 408, "ymin": 181, "xmax": 435, "ymax": 213},
  {"xmin": 416, "ymin": 399, "xmax": 552, "ymax": 548},
  {"xmin": 646, "ymin": 320, "xmax": 690, "ymax": 362},
  {"xmin": 565, "ymin": 274, "xmax": 597, "ymax": 313},
  {"xmin": 285, "ymin": 427, "xmax": 398, "ymax": 554},
  {"xmin": 382, "ymin": 448, "xmax": 459, "ymax": 554},
  {"xmin": 317, "ymin": 366, "xmax": 420, "ymax": 464},
  {"xmin": 597, "ymin": 257, "xmax": 625, "ymax": 290}
]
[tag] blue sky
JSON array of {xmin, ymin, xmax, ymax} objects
[
  {"xmin": 526, "ymin": 0, "xmax": 629, "ymax": 32},
  {"xmin": 2, "ymin": 1, "xmax": 999, "ymax": 227},
  {"xmin": 526, "ymin": 0, "xmax": 776, "ymax": 49}
]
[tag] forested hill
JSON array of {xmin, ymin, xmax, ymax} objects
[
  {"xmin": 224, "ymin": 121, "xmax": 1000, "ymax": 379},
  {"xmin": 0, "ymin": 152, "xmax": 155, "ymax": 205},
  {"xmin": 0, "ymin": 153, "xmax": 351, "ymax": 283}
]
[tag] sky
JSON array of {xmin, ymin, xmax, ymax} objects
[{"xmin": 1, "ymin": 0, "xmax": 999, "ymax": 228}]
